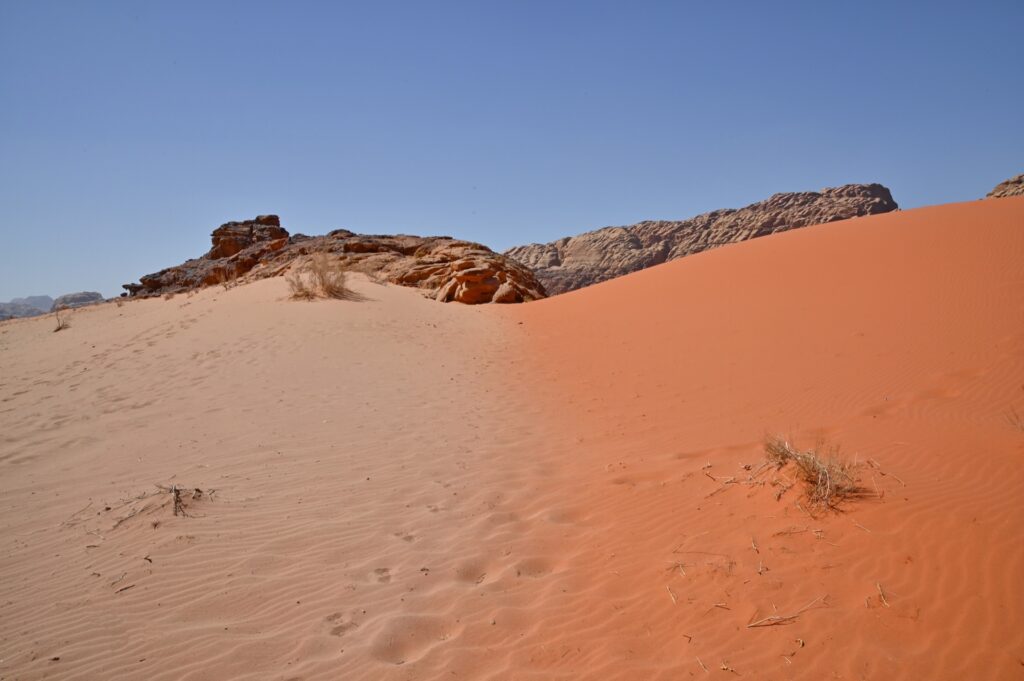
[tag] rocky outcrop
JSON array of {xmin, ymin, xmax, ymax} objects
[
  {"xmin": 51, "ymin": 292, "xmax": 104, "ymax": 310},
  {"xmin": 986, "ymin": 174, "xmax": 1024, "ymax": 199},
  {"xmin": 208, "ymin": 215, "xmax": 288, "ymax": 259},
  {"xmin": 124, "ymin": 217, "xmax": 545, "ymax": 304},
  {"xmin": 505, "ymin": 184, "xmax": 898, "ymax": 295}
]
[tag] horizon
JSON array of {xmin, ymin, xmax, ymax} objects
[{"xmin": 2, "ymin": 0, "xmax": 1022, "ymax": 300}]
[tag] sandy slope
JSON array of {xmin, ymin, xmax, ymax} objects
[
  {"xmin": 506, "ymin": 197, "xmax": 1024, "ymax": 679},
  {"xmin": 1, "ymin": 197, "xmax": 1022, "ymax": 680}
]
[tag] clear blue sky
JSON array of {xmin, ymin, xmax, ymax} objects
[{"xmin": 2, "ymin": 1, "xmax": 1022, "ymax": 300}]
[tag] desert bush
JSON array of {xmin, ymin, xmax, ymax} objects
[
  {"xmin": 764, "ymin": 435, "xmax": 866, "ymax": 508},
  {"xmin": 53, "ymin": 308, "xmax": 70, "ymax": 332},
  {"xmin": 287, "ymin": 253, "xmax": 348, "ymax": 300},
  {"xmin": 1005, "ymin": 406, "xmax": 1024, "ymax": 432}
]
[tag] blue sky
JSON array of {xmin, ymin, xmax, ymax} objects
[{"xmin": 2, "ymin": 1, "xmax": 1022, "ymax": 300}]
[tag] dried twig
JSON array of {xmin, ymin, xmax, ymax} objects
[
  {"xmin": 696, "ymin": 656, "xmax": 709, "ymax": 673},
  {"xmin": 747, "ymin": 595, "xmax": 827, "ymax": 628},
  {"xmin": 666, "ymin": 585, "xmax": 678, "ymax": 605},
  {"xmin": 876, "ymin": 583, "xmax": 890, "ymax": 607},
  {"xmin": 60, "ymin": 502, "xmax": 93, "ymax": 527},
  {"xmin": 774, "ymin": 526, "xmax": 809, "ymax": 537}
]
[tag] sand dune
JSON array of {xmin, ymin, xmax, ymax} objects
[{"xmin": 1, "ymin": 197, "xmax": 1022, "ymax": 679}]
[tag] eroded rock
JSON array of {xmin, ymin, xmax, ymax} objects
[
  {"xmin": 986, "ymin": 174, "xmax": 1024, "ymax": 199},
  {"xmin": 505, "ymin": 184, "xmax": 898, "ymax": 295},
  {"xmin": 124, "ymin": 219, "xmax": 545, "ymax": 304}
]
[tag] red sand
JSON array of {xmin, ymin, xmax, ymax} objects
[
  {"xmin": 1, "ymin": 197, "xmax": 1022, "ymax": 679},
  {"xmin": 506, "ymin": 196, "xmax": 1024, "ymax": 679}
]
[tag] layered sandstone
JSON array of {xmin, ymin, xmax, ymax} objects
[
  {"xmin": 986, "ymin": 173, "xmax": 1024, "ymax": 199},
  {"xmin": 505, "ymin": 183, "xmax": 897, "ymax": 295},
  {"xmin": 124, "ymin": 217, "xmax": 545, "ymax": 304}
]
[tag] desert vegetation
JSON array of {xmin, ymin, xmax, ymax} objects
[
  {"xmin": 53, "ymin": 308, "xmax": 70, "ymax": 332},
  {"xmin": 286, "ymin": 252, "xmax": 348, "ymax": 300},
  {"xmin": 764, "ymin": 435, "xmax": 867, "ymax": 509}
]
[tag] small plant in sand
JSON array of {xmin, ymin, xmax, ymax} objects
[
  {"xmin": 764, "ymin": 435, "xmax": 866, "ymax": 509},
  {"xmin": 287, "ymin": 253, "xmax": 348, "ymax": 300},
  {"xmin": 212, "ymin": 267, "xmax": 238, "ymax": 291},
  {"xmin": 53, "ymin": 308, "xmax": 70, "ymax": 332},
  {"xmin": 1005, "ymin": 406, "xmax": 1024, "ymax": 433}
]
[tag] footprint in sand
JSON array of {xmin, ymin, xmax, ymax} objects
[
  {"xmin": 325, "ymin": 612, "xmax": 360, "ymax": 637},
  {"xmin": 453, "ymin": 559, "xmax": 492, "ymax": 585},
  {"xmin": 374, "ymin": 567, "xmax": 391, "ymax": 583},
  {"xmin": 369, "ymin": 615, "xmax": 460, "ymax": 666},
  {"xmin": 513, "ymin": 556, "xmax": 553, "ymax": 578}
]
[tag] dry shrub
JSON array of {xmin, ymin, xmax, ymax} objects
[
  {"xmin": 53, "ymin": 308, "xmax": 70, "ymax": 332},
  {"xmin": 764, "ymin": 435, "xmax": 866, "ymax": 509},
  {"xmin": 287, "ymin": 253, "xmax": 347, "ymax": 300},
  {"xmin": 1005, "ymin": 406, "xmax": 1024, "ymax": 432}
]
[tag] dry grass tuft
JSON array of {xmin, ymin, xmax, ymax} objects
[
  {"xmin": 287, "ymin": 253, "xmax": 348, "ymax": 300},
  {"xmin": 764, "ymin": 436, "xmax": 866, "ymax": 509},
  {"xmin": 1005, "ymin": 406, "xmax": 1024, "ymax": 432},
  {"xmin": 53, "ymin": 308, "xmax": 70, "ymax": 332}
]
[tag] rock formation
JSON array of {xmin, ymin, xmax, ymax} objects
[
  {"xmin": 51, "ymin": 292, "xmax": 104, "ymax": 310},
  {"xmin": 505, "ymin": 184, "xmax": 898, "ymax": 295},
  {"xmin": 124, "ymin": 216, "xmax": 545, "ymax": 304},
  {"xmin": 986, "ymin": 174, "xmax": 1024, "ymax": 199}
]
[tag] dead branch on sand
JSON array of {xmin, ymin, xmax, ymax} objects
[
  {"xmin": 155, "ymin": 484, "xmax": 213, "ymax": 517},
  {"xmin": 876, "ymin": 582, "xmax": 891, "ymax": 607},
  {"xmin": 747, "ymin": 594, "xmax": 828, "ymax": 628}
]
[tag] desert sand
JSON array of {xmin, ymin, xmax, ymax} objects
[{"xmin": 1, "ymin": 197, "xmax": 1022, "ymax": 680}]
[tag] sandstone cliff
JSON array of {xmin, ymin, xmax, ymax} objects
[
  {"xmin": 505, "ymin": 184, "xmax": 897, "ymax": 295},
  {"xmin": 124, "ymin": 216, "xmax": 545, "ymax": 304},
  {"xmin": 986, "ymin": 174, "xmax": 1024, "ymax": 199}
]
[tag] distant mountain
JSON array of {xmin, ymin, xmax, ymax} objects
[
  {"xmin": 0, "ymin": 295, "xmax": 53, "ymax": 320},
  {"xmin": 1, "ymin": 292, "xmax": 106, "ymax": 321},
  {"xmin": 10, "ymin": 295, "xmax": 54, "ymax": 312},
  {"xmin": 51, "ymin": 292, "xmax": 104, "ymax": 310},
  {"xmin": 505, "ymin": 184, "xmax": 898, "ymax": 295}
]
